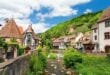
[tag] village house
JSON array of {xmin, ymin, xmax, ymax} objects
[
  {"xmin": 52, "ymin": 35, "xmax": 76, "ymax": 49},
  {"xmin": 81, "ymin": 32, "xmax": 94, "ymax": 52},
  {"xmin": 0, "ymin": 18, "xmax": 39, "ymax": 59},
  {"xmin": 92, "ymin": 7, "xmax": 110, "ymax": 53},
  {"xmin": 23, "ymin": 25, "xmax": 39, "ymax": 50},
  {"xmin": 52, "ymin": 37, "xmax": 68, "ymax": 49},
  {"xmin": 75, "ymin": 32, "xmax": 95, "ymax": 52}
]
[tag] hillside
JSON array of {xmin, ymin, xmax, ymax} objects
[{"xmin": 41, "ymin": 11, "xmax": 102, "ymax": 47}]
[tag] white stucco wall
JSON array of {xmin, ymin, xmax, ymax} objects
[
  {"xmin": 92, "ymin": 28, "xmax": 98, "ymax": 43},
  {"xmin": 98, "ymin": 21, "xmax": 110, "ymax": 51},
  {"xmin": 92, "ymin": 27, "xmax": 99, "ymax": 51}
]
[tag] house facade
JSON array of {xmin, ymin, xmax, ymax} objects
[
  {"xmin": 52, "ymin": 37, "xmax": 68, "ymax": 49},
  {"xmin": 0, "ymin": 18, "xmax": 39, "ymax": 59},
  {"xmin": 92, "ymin": 7, "xmax": 110, "ymax": 53},
  {"xmin": 91, "ymin": 25, "xmax": 99, "ymax": 51},
  {"xmin": 23, "ymin": 25, "xmax": 39, "ymax": 50}
]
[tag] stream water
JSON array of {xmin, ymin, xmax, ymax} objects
[{"xmin": 43, "ymin": 60, "xmax": 66, "ymax": 75}]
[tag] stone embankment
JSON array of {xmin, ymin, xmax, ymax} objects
[{"xmin": 0, "ymin": 54, "xmax": 30, "ymax": 75}]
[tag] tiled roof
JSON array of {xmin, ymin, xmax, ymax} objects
[
  {"xmin": 98, "ymin": 7, "xmax": 110, "ymax": 22},
  {"xmin": 18, "ymin": 26, "xmax": 24, "ymax": 34},
  {"xmin": 0, "ymin": 18, "xmax": 22, "ymax": 38}
]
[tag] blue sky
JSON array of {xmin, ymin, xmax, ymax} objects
[{"xmin": 0, "ymin": 0, "xmax": 110, "ymax": 33}]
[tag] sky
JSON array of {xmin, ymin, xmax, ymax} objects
[{"xmin": 0, "ymin": 0, "xmax": 110, "ymax": 33}]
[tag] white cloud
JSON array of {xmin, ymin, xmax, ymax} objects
[
  {"xmin": 0, "ymin": 0, "xmax": 91, "ymax": 33},
  {"xmin": 15, "ymin": 19, "xmax": 49, "ymax": 33},
  {"xmin": 84, "ymin": 9, "xmax": 92, "ymax": 14},
  {"xmin": 33, "ymin": 23, "xmax": 50, "ymax": 33}
]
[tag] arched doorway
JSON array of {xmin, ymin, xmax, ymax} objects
[{"xmin": 105, "ymin": 45, "xmax": 110, "ymax": 53}]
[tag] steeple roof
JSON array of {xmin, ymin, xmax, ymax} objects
[
  {"xmin": 24, "ymin": 25, "xmax": 37, "ymax": 39},
  {"xmin": 0, "ymin": 18, "xmax": 22, "ymax": 38},
  {"xmin": 26, "ymin": 25, "xmax": 33, "ymax": 33}
]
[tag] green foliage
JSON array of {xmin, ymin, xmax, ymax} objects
[
  {"xmin": 63, "ymin": 48, "xmax": 82, "ymax": 68},
  {"xmin": 0, "ymin": 37, "xmax": 8, "ymax": 50},
  {"xmin": 17, "ymin": 46, "xmax": 25, "ymax": 56},
  {"xmin": 45, "ymin": 46, "xmax": 50, "ymax": 56},
  {"xmin": 28, "ymin": 48, "xmax": 47, "ymax": 75},
  {"xmin": 41, "ymin": 11, "xmax": 102, "ymax": 47},
  {"xmin": 48, "ymin": 53, "xmax": 57, "ymax": 59},
  {"xmin": 75, "ymin": 54, "xmax": 110, "ymax": 75},
  {"xmin": 63, "ymin": 48, "xmax": 110, "ymax": 75},
  {"xmin": 38, "ymin": 50, "xmax": 47, "ymax": 68},
  {"xmin": 29, "ymin": 54, "xmax": 44, "ymax": 75}
]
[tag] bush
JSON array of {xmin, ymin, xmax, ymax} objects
[
  {"xmin": 17, "ymin": 47, "xmax": 25, "ymax": 56},
  {"xmin": 45, "ymin": 46, "xmax": 50, "ymax": 56},
  {"xmin": 38, "ymin": 51, "xmax": 47, "ymax": 67},
  {"xmin": 75, "ymin": 54, "xmax": 110, "ymax": 75},
  {"xmin": 63, "ymin": 48, "xmax": 82, "ymax": 68},
  {"xmin": 29, "ymin": 54, "xmax": 44, "ymax": 75},
  {"xmin": 28, "ymin": 48, "xmax": 47, "ymax": 75}
]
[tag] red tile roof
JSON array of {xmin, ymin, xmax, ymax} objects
[
  {"xmin": 98, "ymin": 7, "xmax": 110, "ymax": 22},
  {"xmin": 0, "ymin": 18, "xmax": 22, "ymax": 38},
  {"xmin": 18, "ymin": 26, "xmax": 24, "ymax": 34}
]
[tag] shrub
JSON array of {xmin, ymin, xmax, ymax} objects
[
  {"xmin": 17, "ymin": 46, "xmax": 25, "ymax": 56},
  {"xmin": 29, "ymin": 54, "xmax": 44, "ymax": 75},
  {"xmin": 28, "ymin": 48, "xmax": 47, "ymax": 75},
  {"xmin": 45, "ymin": 46, "xmax": 50, "ymax": 56},
  {"xmin": 75, "ymin": 54, "xmax": 110, "ymax": 75},
  {"xmin": 63, "ymin": 48, "xmax": 82, "ymax": 68},
  {"xmin": 38, "ymin": 51, "xmax": 47, "ymax": 67}
]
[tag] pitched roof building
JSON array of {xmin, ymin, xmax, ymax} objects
[
  {"xmin": 92, "ymin": 7, "xmax": 110, "ymax": 53},
  {"xmin": 98, "ymin": 7, "xmax": 110, "ymax": 22},
  {"xmin": 0, "ymin": 18, "xmax": 22, "ymax": 38},
  {"xmin": 0, "ymin": 18, "xmax": 39, "ymax": 48}
]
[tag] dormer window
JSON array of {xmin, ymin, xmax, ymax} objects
[{"xmin": 105, "ymin": 20, "xmax": 110, "ymax": 27}]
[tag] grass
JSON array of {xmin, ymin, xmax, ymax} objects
[{"xmin": 75, "ymin": 54, "xmax": 110, "ymax": 75}]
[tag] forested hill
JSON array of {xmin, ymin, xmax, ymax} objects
[{"xmin": 41, "ymin": 11, "xmax": 102, "ymax": 40}]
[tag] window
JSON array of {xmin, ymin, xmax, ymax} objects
[
  {"xmin": 105, "ymin": 20, "xmax": 110, "ymax": 27},
  {"xmin": 104, "ymin": 32, "xmax": 110, "ymax": 39},
  {"xmin": 94, "ymin": 35, "xmax": 97, "ymax": 40},
  {"xmin": 94, "ymin": 29, "xmax": 97, "ymax": 33}
]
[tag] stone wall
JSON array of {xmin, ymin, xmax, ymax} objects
[{"xmin": 0, "ymin": 54, "xmax": 30, "ymax": 75}]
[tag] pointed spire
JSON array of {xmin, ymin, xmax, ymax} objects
[{"xmin": 26, "ymin": 24, "xmax": 33, "ymax": 33}]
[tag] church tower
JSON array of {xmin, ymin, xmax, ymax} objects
[{"xmin": 24, "ymin": 25, "xmax": 37, "ymax": 50}]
